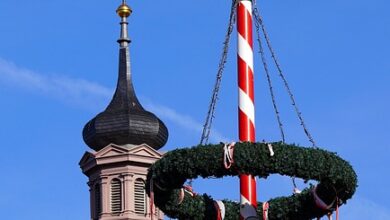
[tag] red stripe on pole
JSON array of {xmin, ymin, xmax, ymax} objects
[
  {"xmin": 240, "ymin": 175, "xmax": 257, "ymax": 203},
  {"xmin": 238, "ymin": 56, "xmax": 255, "ymax": 101},
  {"xmin": 237, "ymin": 3, "xmax": 253, "ymax": 48},
  {"xmin": 239, "ymin": 109, "xmax": 255, "ymax": 141}
]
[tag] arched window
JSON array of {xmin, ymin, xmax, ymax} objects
[
  {"xmin": 95, "ymin": 183, "xmax": 102, "ymax": 217},
  {"xmin": 111, "ymin": 178, "xmax": 122, "ymax": 214},
  {"xmin": 134, "ymin": 178, "xmax": 147, "ymax": 215}
]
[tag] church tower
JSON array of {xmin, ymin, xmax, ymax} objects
[{"xmin": 79, "ymin": 1, "xmax": 168, "ymax": 219}]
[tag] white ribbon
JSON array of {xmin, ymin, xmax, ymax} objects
[
  {"xmin": 223, "ymin": 142, "xmax": 236, "ymax": 169},
  {"xmin": 216, "ymin": 200, "xmax": 226, "ymax": 220},
  {"xmin": 267, "ymin": 143, "xmax": 274, "ymax": 157},
  {"xmin": 177, "ymin": 188, "xmax": 185, "ymax": 205},
  {"xmin": 294, "ymin": 188, "xmax": 302, "ymax": 194},
  {"xmin": 262, "ymin": 202, "xmax": 269, "ymax": 220}
]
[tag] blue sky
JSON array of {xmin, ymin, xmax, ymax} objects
[{"xmin": 0, "ymin": 0, "xmax": 389, "ymax": 219}]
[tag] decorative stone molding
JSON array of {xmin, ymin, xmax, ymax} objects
[{"xmin": 80, "ymin": 144, "xmax": 164, "ymax": 220}]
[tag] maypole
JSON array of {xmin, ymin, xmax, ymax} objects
[
  {"xmin": 237, "ymin": 0, "xmax": 257, "ymax": 219},
  {"xmin": 146, "ymin": 1, "xmax": 358, "ymax": 219}
]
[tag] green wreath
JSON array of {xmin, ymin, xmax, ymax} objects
[{"xmin": 146, "ymin": 142, "xmax": 357, "ymax": 219}]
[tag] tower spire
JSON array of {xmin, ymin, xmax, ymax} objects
[
  {"xmin": 116, "ymin": 0, "xmax": 132, "ymax": 47},
  {"xmin": 82, "ymin": 1, "xmax": 169, "ymax": 151}
]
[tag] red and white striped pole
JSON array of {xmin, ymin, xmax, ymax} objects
[{"xmin": 237, "ymin": 0, "xmax": 257, "ymax": 219}]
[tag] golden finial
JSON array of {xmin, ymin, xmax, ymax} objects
[{"xmin": 116, "ymin": 0, "xmax": 132, "ymax": 18}]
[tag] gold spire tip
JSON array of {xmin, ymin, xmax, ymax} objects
[{"xmin": 116, "ymin": 0, "xmax": 132, "ymax": 18}]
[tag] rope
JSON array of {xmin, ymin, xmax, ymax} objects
[
  {"xmin": 223, "ymin": 142, "xmax": 236, "ymax": 169},
  {"xmin": 178, "ymin": 185, "xmax": 196, "ymax": 205},
  {"xmin": 215, "ymin": 201, "xmax": 225, "ymax": 220},
  {"xmin": 262, "ymin": 202, "xmax": 269, "ymax": 220},
  {"xmin": 267, "ymin": 143, "xmax": 275, "ymax": 157},
  {"xmin": 252, "ymin": 0, "xmax": 317, "ymax": 147},
  {"xmin": 177, "ymin": 188, "xmax": 185, "ymax": 205},
  {"xmin": 184, "ymin": 185, "xmax": 196, "ymax": 197},
  {"xmin": 292, "ymin": 177, "xmax": 302, "ymax": 194},
  {"xmin": 214, "ymin": 202, "xmax": 222, "ymax": 220}
]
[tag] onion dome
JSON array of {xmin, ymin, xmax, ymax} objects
[{"xmin": 82, "ymin": 1, "xmax": 168, "ymax": 151}]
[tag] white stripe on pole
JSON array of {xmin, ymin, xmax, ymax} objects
[
  {"xmin": 239, "ymin": 88, "xmax": 255, "ymax": 125},
  {"xmin": 238, "ymin": 34, "xmax": 254, "ymax": 72}
]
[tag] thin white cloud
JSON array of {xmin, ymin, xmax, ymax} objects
[
  {"xmin": 0, "ymin": 58, "xmax": 112, "ymax": 109},
  {"xmin": 0, "ymin": 57, "xmax": 229, "ymax": 143},
  {"xmin": 143, "ymin": 100, "xmax": 230, "ymax": 143}
]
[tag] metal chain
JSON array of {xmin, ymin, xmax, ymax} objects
[
  {"xmin": 253, "ymin": 8, "xmax": 286, "ymax": 144},
  {"xmin": 190, "ymin": 0, "xmax": 238, "ymax": 187},
  {"xmin": 252, "ymin": 0, "xmax": 317, "ymax": 147},
  {"xmin": 199, "ymin": 0, "xmax": 238, "ymax": 146},
  {"xmin": 252, "ymin": 0, "xmax": 314, "ymax": 192}
]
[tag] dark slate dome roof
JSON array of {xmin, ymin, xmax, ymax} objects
[
  {"xmin": 83, "ymin": 108, "xmax": 168, "ymax": 151},
  {"xmin": 82, "ymin": 12, "xmax": 168, "ymax": 151}
]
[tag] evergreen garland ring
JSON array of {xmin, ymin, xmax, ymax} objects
[{"xmin": 146, "ymin": 142, "xmax": 357, "ymax": 220}]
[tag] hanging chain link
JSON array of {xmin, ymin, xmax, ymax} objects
[
  {"xmin": 191, "ymin": 0, "xmax": 238, "ymax": 187},
  {"xmin": 252, "ymin": 0, "xmax": 317, "ymax": 147},
  {"xmin": 252, "ymin": 0, "xmax": 315, "ymax": 191},
  {"xmin": 199, "ymin": 0, "xmax": 238, "ymax": 145},
  {"xmin": 253, "ymin": 9, "xmax": 286, "ymax": 144}
]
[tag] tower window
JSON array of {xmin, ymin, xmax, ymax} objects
[
  {"xmin": 111, "ymin": 178, "xmax": 122, "ymax": 214},
  {"xmin": 134, "ymin": 178, "xmax": 147, "ymax": 215},
  {"xmin": 95, "ymin": 183, "xmax": 102, "ymax": 217}
]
